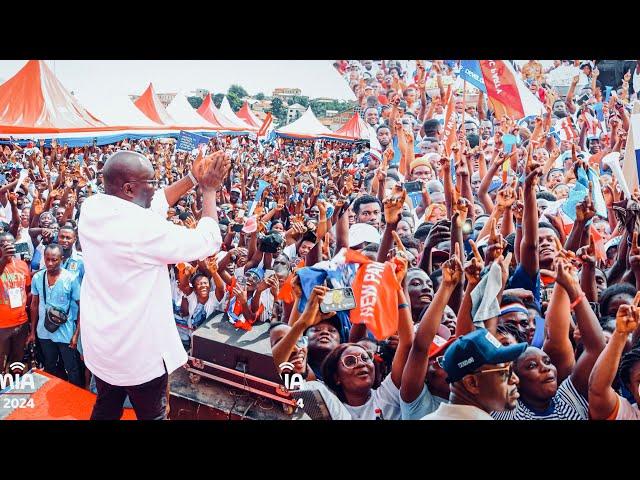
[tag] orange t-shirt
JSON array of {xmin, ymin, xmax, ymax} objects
[{"xmin": 0, "ymin": 259, "xmax": 31, "ymax": 328}]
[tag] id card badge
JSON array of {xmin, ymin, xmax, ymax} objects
[{"xmin": 8, "ymin": 288, "xmax": 23, "ymax": 309}]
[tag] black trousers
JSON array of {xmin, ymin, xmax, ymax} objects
[
  {"xmin": 90, "ymin": 369, "xmax": 168, "ymax": 420},
  {"xmin": 39, "ymin": 338, "xmax": 83, "ymax": 387}
]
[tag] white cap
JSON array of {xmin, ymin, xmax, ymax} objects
[{"xmin": 349, "ymin": 223, "xmax": 381, "ymax": 248}]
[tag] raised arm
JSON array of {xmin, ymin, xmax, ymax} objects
[
  {"xmin": 588, "ymin": 301, "xmax": 638, "ymax": 419},
  {"xmin": 401, "ymin": 252, "xmax": 461, "ymax": 404},
  {"xmin": 541, "ymin": 256, "xmax": 577, "ymax": 384}
]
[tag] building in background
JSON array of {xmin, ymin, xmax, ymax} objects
[
  {"xmin": 286, "ymin": 103, "xmax": 307, "ymax": 123},
  {"xmin": 273, "ymin": 87, "xmax": 302, "ymax": 102},
  {"xmin": 129, "ymin": 92, "xmax": 176, "ymax": 107},
  {"xmin": 191, "ymin": 88, "xmax": 209, "ymax": 99}
]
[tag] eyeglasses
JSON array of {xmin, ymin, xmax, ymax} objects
[
  {"xmin": 296, "ymin": 336, "xmax": 309, "ymax": 349},
  {"xmin": 473, "ymin": 364, "xmax": 514, "ymax": 382},
  {"xmin": 435, "ymin": 355, "xmax": 445, "ymax": 369},
  {"xmin": 341, "ymin": 352, "xmax": 373, "ymax": 369},
  {"xmin": 129, "ymin": 179, "xmax": 159, "ymax": 187}
]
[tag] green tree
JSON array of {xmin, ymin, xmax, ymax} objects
[
  {"xmin": 290, "ymin": 95, "xmax": 309, "ymax": 108},
  {"xmin": 228, "ymin": 84, "xmax": 248, "ymax": 100},
  {"xmin": 227, "ymin": 92, "xmax": 243, "ymax": 111},
  {"xmin": 187, "ymin": 96, "xmax": 203, "ymax": 109},
  {"xmin": 213, "ymin": 93, "xmax": 224, "ymax": 108},
  {"xmin": 270, "ymin": 97, "xmax": 287, "ymax": 124},
  {"xmin": 255, "ymin": 92, "xmax": 265, "ymax": 101}
]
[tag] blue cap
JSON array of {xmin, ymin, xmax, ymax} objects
[
  {"xmin": 443, "ymin": 328, "xmax": 527, "ymax": 383},
  {"xmin": 246, "ymin": 267, "xmax": 265, "ymax": 281}
]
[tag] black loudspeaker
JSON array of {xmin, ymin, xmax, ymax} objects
[{"xmin": 190, "ymin": 313, "xmax": 292, "ymax": 406}]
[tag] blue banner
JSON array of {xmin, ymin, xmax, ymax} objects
[
  {"xmin": 176, "ymin": 130, "xmax": 210, "ymax": 153},
  {"xmin": 459, "ymin": 60, "xmax": 487, "ymax": 93}
]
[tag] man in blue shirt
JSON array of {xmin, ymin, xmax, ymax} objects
[
  {"xmin": 28, "ymin": 243, "xmax": 82, "ymax": 386},
  {"xmin": 57, "ymin": 226, "xmax": 84, "ymax": 283}
]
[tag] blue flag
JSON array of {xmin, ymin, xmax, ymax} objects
[
  {"xmin": 459, "ymin": 60, "xmax": 487, "ymax": 93},
  {"xmin": 176, "ymin": 130, "xmax": 209, "ymax": 153}
]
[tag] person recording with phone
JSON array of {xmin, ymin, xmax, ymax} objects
[{"xmin": 0, "ymin": 232, "xmax": 31, "ymax": 375}]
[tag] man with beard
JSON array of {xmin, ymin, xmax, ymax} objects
[
  {"xmin": 422, "ymin": 328, "xmax": 526, "ymax": 420},
  {"xmin": 352, "ymin": 195, "xmax": 383, "ymax": 230},
  {"xmin": 57, "ymin": 226, "xmax": 84, "ymax": 282},
  {"xmin": 376, "ymin": 125, "xmax": 392, "ymax": 151}
]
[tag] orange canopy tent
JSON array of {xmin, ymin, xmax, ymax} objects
[
  {"xmin": 196, "ymin": 94, "xmax": 247, "ymax": 132},
  {"xmin": 324, "ymin": 112, "xmax": 370, "ymax": 142},
  {"xmin": 236, "ymin": 101, "xmax": 262, "ymax": 129},
  {"xmin": 133, "ymin": 82, "xmax": 176, "ymax": 126},
  {"xmin": 0, "ymin": 60, "xmax": 115, "ymax": 136}
]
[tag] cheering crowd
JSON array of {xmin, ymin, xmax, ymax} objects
[{"xmin": 2, "ymin": 58, "xmax": 640, "ymax": 420}]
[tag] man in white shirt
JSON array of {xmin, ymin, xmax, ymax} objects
[
  {"xmin": 423, "ymin": 328, "xmax": 526, "ymax": 420},
  {"xmin": 79, "ymin": 150, "xmax": 230, "ymax": 420}
]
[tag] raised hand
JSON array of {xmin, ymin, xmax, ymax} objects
[
  {"xmin": 615, "ymin": 301, "xmax": 639, "ymax": 335},
  {"xmin": 451, "ymin": 187, "xmax": 468, "ymax": 228},
  {"xmin": 442, "ymin": 243, "xmax": 463, "ymax": 287},
  {"xmin": 576, "ymin": 234, "xmax": 597, "ymax": 267},
  {"xmin": 391, "ymin": 231, "xmax": 409, "ymax": 283},
  {"xmin": 485, "ymin": 218, "xmax": 507, "ymax": 264},
  {"xmin": 465, "ymin": 239, "xmax": 484, "ymax": 284},
  {"xmin": 495, "ymin": 181, "xmax": 516, "ymax": 210},
  {"xmin": 575, "ymin": 182, "xmax": 596, "ymax": 223},
  {"xmin": 383, "ymin": 185, "xmax": 407, "ymax": 225},
  {"xmin": 193, "ymin": 151, "xmax": 232, "ymax": 192}
]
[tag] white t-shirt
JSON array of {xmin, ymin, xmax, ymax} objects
[
  {"xmin": 343, "ymin": 375, "xmax": 402, "ymax": 420},
  {"xmin": 612, "ymin": 395, "xmax": 640, "ymax": 420},
  {"xmin": 300, "ymin": 380, "xmax": 352, "ymax": 420}
]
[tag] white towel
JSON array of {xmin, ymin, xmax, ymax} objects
[{"xmin": 471, "ymin": 262, "xmax": 503, "ymax": 327}]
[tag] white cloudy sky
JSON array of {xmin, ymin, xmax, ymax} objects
[{"xmin": 0, "ymin": 60, "xmax": 355, "ymax": 102}]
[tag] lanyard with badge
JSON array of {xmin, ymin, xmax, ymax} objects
[{"xmin": 5, "ymin": 259, "xmax": 24, "ymax": 309}]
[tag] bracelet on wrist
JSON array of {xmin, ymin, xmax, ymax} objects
[
  {"xmin": 187, "ymin": 171, "xmax": 198, "ymax": 185},
  {"xmin": 398, "ymin": 303, "xmax": 409, "ymax": 309},
  {"xmin": 569, "ymin": 293, "xmax": 586, "ymax": 311}
]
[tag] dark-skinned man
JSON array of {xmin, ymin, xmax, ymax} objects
[
  {"xmin": 78, "ymin": 149, "xmax": 230, "ymax": 420},
  {"xmin": 57, "ymin": 226, "xmax": 84, "ymax": 283},
  {"xmin": 28, "ymin": 243, "xmax": 82, "ymax": 386}
]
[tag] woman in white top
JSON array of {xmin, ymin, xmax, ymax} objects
[{"xmin": 318, "ymin": 288, "xmax": 414, "ymax": 420}]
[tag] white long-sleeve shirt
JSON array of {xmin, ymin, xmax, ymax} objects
[{"xmin": 78, "ymin": 190, "xmax": 222, "ymax": 386}]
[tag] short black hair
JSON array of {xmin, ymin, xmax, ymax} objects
[
  {"xmin": 501, "ymin": 294, "xmax": 525, "ymax": 307},
  {"xmin": 538, "ymin": 221, "xmax": 561, "ymax": 239},
  {"xmin": 423, "ymin": 119, "xmax": 441, "ymax": 135},
  {"xmin": 618, "ymin": 346, "xmax": 640, "ymax": 389},
  {"xmin": 376, "ymin": 124, "xmax": 391, "ymax": 133},
  {"xmin": 536, "ymin": 191, "xmax": 557, "ymax": 202},
  {"xmin": 353, "ymin": 195, "xmax": 382, "ymax": 215},
  {"xmin": 44, "ymin": 243, "xmax": 63, "ymax": 257},
  {"xmin": 414, "ymin": 222, "xmax": 433, "ymax": 241},
  {"xmin": 600, "ymin": 283, "xmax": 637, "ymax": 317},
  {"xmin": 400, "ymin": 236, "xmax": 420, "ymax": 251}
]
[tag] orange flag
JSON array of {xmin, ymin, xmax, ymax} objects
[
  {"xmin": 346, "ymin": 249, "xmax": 402, "ymax": 340},
  {"xmin": 441, "ymin": 86, "xmax": 457, "ymax": 159}
]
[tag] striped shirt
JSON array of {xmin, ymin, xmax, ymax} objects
[{"xmin": 491, "ymin": 377, "xmax": 589, "ymax": 420}]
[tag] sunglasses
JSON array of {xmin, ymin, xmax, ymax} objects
[
  {"xmin": 341, "ymin": 351, "xmax": 373, "ymax": 369},
  {"xmin": 296, "ymin": 336, "xmax": 309, "ymax": 349},
  {"xmin": 435, "ymin": 355, "xmax": 445, "ymax": 368}
]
